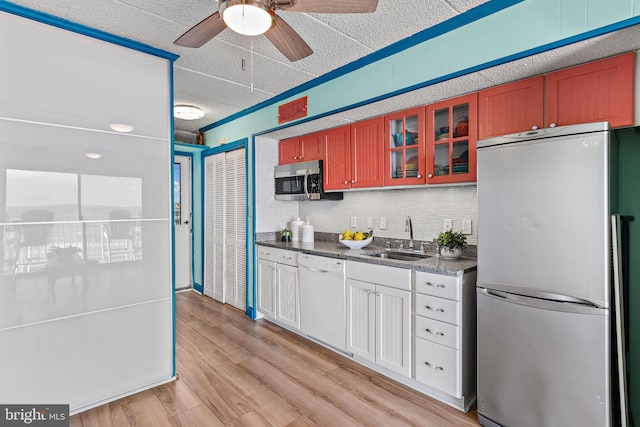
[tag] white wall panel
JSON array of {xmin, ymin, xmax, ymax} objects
[
  {"xmin": 0, "ymin": 10, "xmax": 173, "ymax": 414},
  {"xmin": 0, "ymin": 12, "xmax": 170, "ymax": 139}
]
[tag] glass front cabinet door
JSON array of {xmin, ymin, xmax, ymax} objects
[
  {"xmin": 426, "ymin": 94, "xmax": 478, "ymax": 184},
  {"xmin": 384, "ymin": 107, "xmax": 426, "ymax": 186}
]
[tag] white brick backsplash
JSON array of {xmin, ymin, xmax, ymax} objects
[{"xmin": 298, "ymin": 186, "xmax": 477, "ymax": 245}]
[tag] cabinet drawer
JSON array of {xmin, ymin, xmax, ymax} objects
[
  {"xmin": 415, "ymin": 294, "xmax": 459, "ymax": 325},
  {"xmin": 346, "ymin": 261, "xmax": 411, "ymax": 291},
  {"xmin": 415, "ymin": 315, "xmax": 458, "ymax": 349},
  {"xmin": 257, "ymin": 246, "xmax": 297, "ymax": 266},
  {"xmin": 415, "ymin": 271, "xmax": 459, "ymax": 301},
  {"xmin": 415, "ymin": 338, "xmax": 459, "ymax": 397}
]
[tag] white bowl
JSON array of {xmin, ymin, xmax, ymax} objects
[{"xmin": 339, "ymin": 236, "xmax": 373, "ymax": 250}]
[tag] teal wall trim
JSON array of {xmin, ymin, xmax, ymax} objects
[
  {"xmin": 0, "ymin": 2, "xmax": 178, "ymax": 62},
  {"xmin": 200, "ymin": 0, "xmax": 523, "ymax": 132}
]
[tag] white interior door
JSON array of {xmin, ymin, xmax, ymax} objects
[{"xmin": 174, "ymin": 155, "xmax": 192, "ymax": 290}]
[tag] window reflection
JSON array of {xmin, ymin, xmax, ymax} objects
[{"xmin": 3, "ymin": 169, "xmax": 143, "ymax": 277}]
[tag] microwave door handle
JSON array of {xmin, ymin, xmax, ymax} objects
[{"xmin": 304, "ymin": 169, "xmax": 311, "ymax": 200}]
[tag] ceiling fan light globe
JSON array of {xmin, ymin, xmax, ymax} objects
[{"xmin": 222, "ymin": 1, "xmax": 273, "ymax": 36}]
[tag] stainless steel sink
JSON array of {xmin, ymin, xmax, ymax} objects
[{"xmin": 368, "ymin": 251, "xmax": 430, "ymax": 261}]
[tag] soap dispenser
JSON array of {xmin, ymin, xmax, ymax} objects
[
  {"xmin": 290, "ymin": 217, "xmax": 304, "ymax": 242},
  {"xmin": 301, "ymin": 216, "xmax": 314, "ymax": 243}
]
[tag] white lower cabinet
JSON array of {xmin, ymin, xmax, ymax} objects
[
  {"xmin": 346, "ymin": 261, "xmax": 412, "ymax": 378},
  {"xmin": 413, "ymin": 269, "xmax": 477, "ymax": 406},
  {"xmin": 257, "ymin": 246, "xmax": 299, "ymax": 330}
]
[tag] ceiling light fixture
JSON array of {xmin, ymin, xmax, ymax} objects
[
  {"xmin": 220, "ymin": 0, "xmax": 273, "ymax": 36},
  {"xmin": 86, "ymin": 153, "xmax": 102, "ymax": 159},
  {"xmin": 109, "ymin": 123, "xmax": 134, "ymax": 133},
  {"xmin": 174, "ymin": 105, "xmax": 205, "ymax": 120}
]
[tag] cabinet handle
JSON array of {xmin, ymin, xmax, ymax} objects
[
  {"xmin": 428, "ymin": 174, "xmax": 433, "ymax": 178},
  {"xmin": 283, "ymin": 256, "xmax": 292, "ymax": 260},
  {"xmin": 375, "ymin": 291, "xmax": 381, "ymax": 296},
  {"xmin": 425, "ymin": 305, "xmax": 444, "ymax": 313},
  {"xmin": 351, "ymin": 179, "xmax": 355, "ymax": 183},
  {"xmin": 299, "ymin": 155, "xmax": 304, "ymax": 159},
  {"xmin": 417, "ymin": 174, "xmax": 422, "ymax": 179},
  {"xmin": 426, "ymin": 281, "xmax": 445, "ymax": 288},
  {"xmin": 549, "ymin": 123, "xmax": 557, "ymax": 128},
  {"xmin": 344, "ymin": 181, "xmax": 349, "ymax": 185},
  {"xmin": 425, "ymin": 328, "xmax": 444, "ymax": 336},
  {"xmin": 531, "ymin": 125, "xmax": 538, "ymax": 130},
  {"xmin": 293, "ymin": 156, "xmax": 298, "ymax": 160},
  {"xmin": 425, "ymin": 361, "xmax": 444, "ymax": 371},
  {"xmin": 367, "ymin": 290, "xmax": 372, "ymax": 294},
  {"xmin": 262, "ymin": 252, "xmax": 270, "ymax": 256}
]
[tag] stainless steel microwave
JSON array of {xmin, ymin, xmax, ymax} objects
[{"xmin": 274, "ymin": 160, "xmax": 343, "ymax": 201}]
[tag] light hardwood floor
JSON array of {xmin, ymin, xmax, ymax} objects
[{"xmin": 71, "ymin": 291, "xmax": 481, "ymax": 426}]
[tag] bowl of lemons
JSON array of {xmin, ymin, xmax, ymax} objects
[{"xmin": 339, "ymin": 229, "xmax": 374, "ymax": 249}]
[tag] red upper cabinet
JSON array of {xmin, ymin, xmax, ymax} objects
[
  {"xmin": 324, "ymin": 120, "xmax": 385, "ymax": 191},
  {"xmin": 278, "ymin": 132, "xmax": 323, "ymax": 164},
  {"xmin": 350, "ymin": 117, "xmax": 384, "ymax": 188},
  {"xmin": 478, "ymin": 76, "xmax": 544, "ymax": 139},
  {"xmin": 426, "ymin": 93, "xmax": 477, "ymax": 184},
  {"xmin": 323, "ymin": 125, "xmax": 352, "ymax": 191},
  {"xmin": 384, "ymin": 107, "xmax": 426, "ymax": 186},
  {"xmin": 299, "ymin": 132, "xmax": 323, "ymax": 162},
  {"xmin": 279, "ymin": 137, "xmax": 300, "ymax": 164},
  {"xmin": 546, "ymin": 52, "xmax": 635, "ymax": 128}
]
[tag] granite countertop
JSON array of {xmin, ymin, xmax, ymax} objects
[{"xmin": 257, "ymin": 240, "xmax": 477, "ymax": 276}]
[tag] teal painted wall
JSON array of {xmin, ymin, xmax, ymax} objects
[{"xmin": 617, "ymin": 131, "xmax": 640, "ymax": 421}]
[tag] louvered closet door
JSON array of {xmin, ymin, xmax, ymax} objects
[
  {"xmin": 224, "ymin": 149, "xmax": 246, "ymax": 310},
  {"xmin": 203, "ymin": 149, "xmax": 246, "ymax": 310},
  {"xmin": 204, "ymin": 153, "xmax": 225, "ymax": 300}
]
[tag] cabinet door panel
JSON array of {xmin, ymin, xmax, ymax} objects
[
  {"xmin": 346, "ymin": 279, "xmax": 375, "ymax": 362},
  {"xmin": 279, "ymin": 137, "xmax": 300, "ymax": 164},
  {"xmin": 276, "ymin": 264, "xmax": 299, "ymax": 329},
  {"xmin": 257, "ymin": 259, "xmax": 276, "ymax": 319},
  {"xmin": 300, "ymin": 132, "xmax": 323, "ymax": 162},
  {"xmin": 426, "ymin": 94, "xmax": 477, "ymax": 184},
  {"xmin": 384, "ymin": 107, "xmax": 426, "ymax": 185},
  {"xmin": 323, "ymin": 125, "xmax": 352, "ymax": 190},
  {"xmin": 546, "ymin": 52, "xmax": 634, "ymax": 128},
  {"xmin": 376, "ymin": 286, "xmax": 411, "ymax": 377},
  {"xmin": 478, "ymin": 76, "xmax": 544, "ymax": 139},
  {"xmin": 351, "ymin": 117, "xmax": 384, "ymax": 188}
]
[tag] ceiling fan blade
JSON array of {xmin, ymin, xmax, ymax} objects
[
  {"xmin": 265, "ymin": 15, "xmax": 313, "ymax": 62},
  {"xmin": 174, "ymin": 11, "xmax": 226, "ymax": 48},
  {"xmin": 279, "ymin": 0, "xmax": 378, "ymax": 13}
]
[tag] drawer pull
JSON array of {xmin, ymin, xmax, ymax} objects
[
  {"xmin": 426, "ymin": 281, "xmax": 445, "ymax": 288},
  {"xmin": 425, "ymin": 305, "xmax": 444, "ymax": 313},
  {"xmin": 425, "ymin": 361, "xmax": 444, "ymax": 371},
  {"xmin": 425, "ymin": 328, "xmax": 444, "ymax": 336}
]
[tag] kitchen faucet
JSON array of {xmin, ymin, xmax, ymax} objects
[{"xmin": 405, "ymin": 216, "xmax": 414, "ymax": 249}]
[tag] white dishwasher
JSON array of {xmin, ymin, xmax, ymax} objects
[{"xmin": 298, "ymin": 253, "xmax": 346, "ymax": 352}]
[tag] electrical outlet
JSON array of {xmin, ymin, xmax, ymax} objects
[
  {"xmin": 380, "ymin": 217, "xmax": 387, "ymax": 229},
  {"xmin": 462, "ymin": 219, "xmax": 472, "ymax": 235},
  {"xmin": 443, "ymin": 219, "xmax": 453, "ymax": 231},
  {"xmin": 350, "ymin": 216, "xmax": 357, "ymax": 228},
  {"xmin": 366, "ymin": 216, "xmax": 373, "ymax": 228}
]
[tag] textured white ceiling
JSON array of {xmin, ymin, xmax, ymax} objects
[{"xmin": 6, "ymin": 0, "xmax": 640, "ymax": 143}]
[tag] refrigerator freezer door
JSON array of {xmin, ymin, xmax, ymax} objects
[
  {"xmin": 477, "ymin": 288, "xmax": 610, "ymax": 427},
  {"xmin": 477, "ymin": 127, "xmax": 610, "ymax": 307}
]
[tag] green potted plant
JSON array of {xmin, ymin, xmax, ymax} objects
[{"xmin": 435, "ymin": 229, "xmax": 467, "ymax": 259}]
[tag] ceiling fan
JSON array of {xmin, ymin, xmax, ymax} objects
[{"xmin": 174, "ymin": 0, "xmax": 379, "ymax": 62}]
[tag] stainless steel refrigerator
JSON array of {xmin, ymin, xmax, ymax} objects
[{"xmin": 476, "ymin": 122, "xmax": 616, "ymax": 427}]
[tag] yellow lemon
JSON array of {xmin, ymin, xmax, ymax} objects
[{"xmin": 354, "ymin": 232, "xmax": 365, "ymax": 241}]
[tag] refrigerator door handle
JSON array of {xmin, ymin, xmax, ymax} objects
[{"xmin": 479, "ymin": 287, "xmax": 607, "ymax": 315}]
